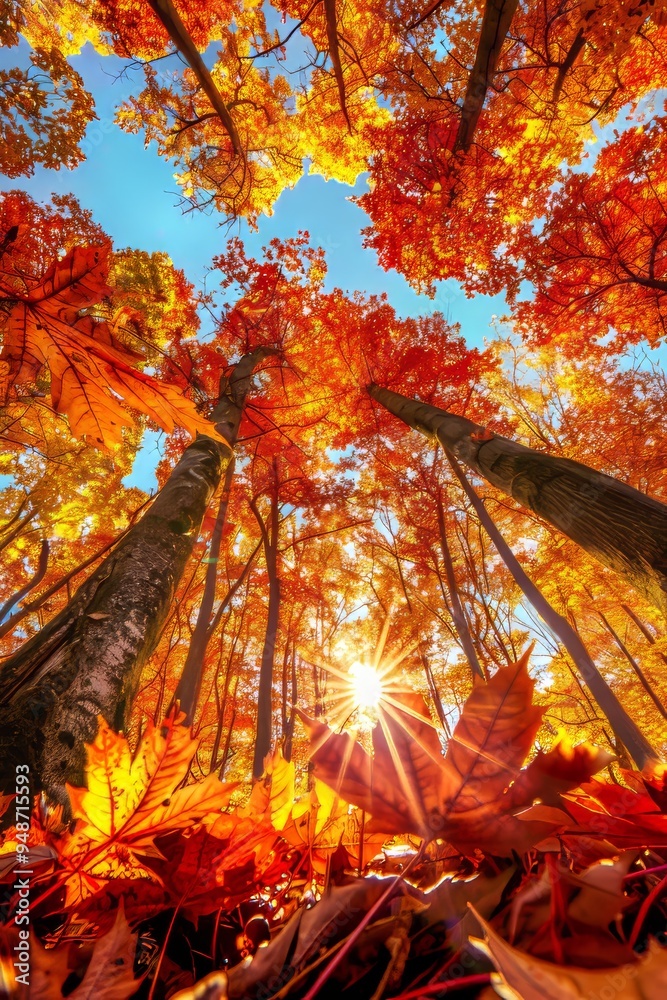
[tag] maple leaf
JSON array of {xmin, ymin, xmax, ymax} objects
[
  {"xmin": 506, "ymin": 735, "xmax": 615, "ymax": 811},
  {"xmin": 296, "ymin": 689, "xmax": 448, "ymax": 839},
  {"xmin": 298, "ymin": 649, "xmax": 610, "ymax": 855},
  {"xmin": 57, "ymin": 713, "xmax": 236, "ymax": 903},
  {"xmin": 0, "ymin": 245, "xmax": 227, "ymax": 449},
  {"xmin": 472, "ymin": 908, "xmax": 667, "ymax": 999},
  {"xmin": 151, "ymin": 812, "xmax": 281, "ymax": 921},
  {"xmin": 563, "ymin": 770, "xmax": 667, "ymax": 850},
  {"xmin": 283, "ymin": 778, "xmax": 388, "ymax": 875},
  {"xmin": 241, "ymin": 747, "xmax": 295, "ymax": 831},
  {"xmin": 31, "ymin": 904, "xmax": 141, "ymax": 999}
]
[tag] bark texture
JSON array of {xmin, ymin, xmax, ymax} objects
[
  {"xmin": 455, "ymin": 0, "xmax": 519, "ymax": 151},
  {"xmin": 435, "ymin": 492, "xmax": 485, "ymax": 679},
  {"xmin": 445, "ymin": 451, "xmax": 658, "ymax": 768},
  {"xmin": 0, "ymin": 434, "xmax": 229, "ymax": 804},
  {"xmin": 368, "ymin": 384, "xmax": 667, "ymax": 620},
  {"xmin": 147, "ymin": 0, "xmax": 242, "ymax": 155},
  {"xmin": 174, "ymin": 347, "xmax": 277, "ymax": 721},
  {"xmin": 251, "ymin": 483, "xmax": 281, "ymax": 780}
]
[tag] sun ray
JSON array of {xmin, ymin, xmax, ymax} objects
[
  {"xmin": 376, "ymin": 709, "xmax": 425, "ymax": 831},
  {"xmin": 380, "ymin": 692, "xmax": 443, "ymax": 735},
  {"xmin": 376, "ymin": 639, "xmax": 421, "ymax": 677},
  {"xmin": 372, "ymin": 611, "xmax": 393, "ymax": 670},
  {"xmin": 380, "ymin": 699, "xmax": 447, "ymax": 770}
]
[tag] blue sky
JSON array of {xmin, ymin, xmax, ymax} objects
[
  {"xmin": 1, "ymin": 40, "xmax": 663, "ymax": 492},
  {"xmin": 0, "ymin": 40, "xmax": 513, "ymax": 490},
  {"xmin": 0, "ymin": 41, "xmax": 508, "ymax": 339}
]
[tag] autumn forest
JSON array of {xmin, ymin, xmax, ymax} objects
[{"xmin": 2, "ymin": 0, "xmax": 667, "ymax": 997}]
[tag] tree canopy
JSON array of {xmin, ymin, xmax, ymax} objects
[{"xmin": 1, "ymin": 2, "xmax": 667, "ymax": 998}]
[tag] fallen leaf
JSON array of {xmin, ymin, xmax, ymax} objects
[
  {"xmin": 57, "ymin": 713, "xmax": 236, "ymax": 902},
  {"xmin": 31, "ymin": 905, "xmax": 140, "ymax": 1000},
  {"xmin": 241, "ymin": 748, "xmax": 295, "ymax": 831},
  {"xmin": 471, "ymin": 907, "xmax": 667, "ymax": 999},
  {"xmin": 507, "ymin": 736, "xmax": 615, "ymax": 810},
  {"xmin": 296, "ymin": 690, "xmax": 447, "ymax": 839},
  {"xmin": 298, "ymin": 649, "xmax": 591, "ymax": 854},
  {"xmin": 567, "ymin": 851, "xmax": 637, "ymax": 928}
]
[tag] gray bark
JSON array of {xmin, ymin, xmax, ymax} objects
[
  {"xmin": 368, "ymin": 384, "xmax": 661, "ymax": 767},
  {"xmin": 0, "ymin": 436, "xmax": 229, "ymax": 805},
  {"xmin": 445, "ymin": 450, "xmax": 658, "ymax": 768},
  {"xmin": 368, "ymin": 384, "xmax": 667, "ymax": 620}
]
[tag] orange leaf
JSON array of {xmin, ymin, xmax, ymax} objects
[
  {"xmin": 2, "ymin": 245, "xmax": 228, "ymax": 449},
  {"xmin": 58, "ymin": 713, "xmax": 236, "ymax": 903},
  {"xmin": 506, "ymin": 735, "xmax": 616, "ymax": 810},
  {"xmin": 296, "ymin": 691, "xmax": 446, "ymax": 839}
]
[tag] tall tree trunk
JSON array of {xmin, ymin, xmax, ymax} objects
[
  {"xmin": 282, "ymin": 643, "xmax": 298, "ymax": 763},
  {"xmin": 368, "ymin": 384, "xmax": 658, "ymax": 767},
  {"xmin": 0, "ymin": 349, "xmax": 274, "ymax": 803},
  {"xmin": 435, "ymin": 492, "xmax": 485, "ymax": 679},
  {"xmin": 455, "ymin": 0, "xmax": 519, "ymax": 152},
  {"xmin": 595, "ymin": 610, "xmax": 667, "ymax": 720},
  {"xmin": 445, "ymin": 451, "xmax": 658, "ymax": 767},
  {"xmin": 421, "ymin": 649, "xmax": 451, "ymax": 738},
  {"xmin": 313, "ymin": 662, "xmax": 325, "ymax": 717},
  {"xmin": 219, "ymin": 678, "xmax": 239, "ymax": 779},
  {"xmin": 0, "ymin": 434, "xmax": 229, "ymax": 804},
  {"xmin": 622, "ymin": 603, "xmax": 667, "ymax": 668},
  {"xmin": 368, "ymin": 384, "xmax": 667, "ymax": 620},
  {"xmin": 174, "ymin": 347, "xmax": 276, "ymax": 721},
  {"xmin": 250, "ymin": 479, "xmax": 281, "ymax": 780}
]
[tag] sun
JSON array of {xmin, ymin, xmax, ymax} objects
[{"xmin": 348, "ymin": 661, "xmax": 384, "ymax": 714}]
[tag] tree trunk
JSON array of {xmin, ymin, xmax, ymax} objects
[
  {"xmin": 368, "ymin": 384, "xmax": 658, "ymax": 767},
  {"xmin": 174, "ymin": 347, "xmax": 276, "ymax": 721},
  {"xmin": 368, "ymin": 384, "xmax": 667, "ymax": 620},
  {"xmin": 444, "ymin": 450, "xmax": 658, "ymax": 767},
  {"xmin": 0, "ymin": 434, "xmax": 229, "ymax": 804},
  {"xmin": 421, "ymin": 649, "xmax": 451, "ymax": 738},
  {"xmin": 250, "ymin": 480, "xmax": 281, "ymax": 780},
  {"xmin": 175, "ymin": 458, "xmax": 236, "ymax": 721},
  {"xmin": 219, "ymin": 678, "xmax": 238, "ymax": 779},
  {"xmin": 595, "ymin": 609, "xmax": 667, "ymax": 720},
  {"xmin": 435, "ymin": 492, "xmax": 485, "ymax": 679},
  {"xmin": 282, "ymin": 644, "xmax": 298, "ymax": 763},
  {"xmin": 455, "ymin": 0, "xmax": 519, "ymax": 152},
  {"xmin": 622, "ymin": 604, "xmax": 667, "ymax": 668}
]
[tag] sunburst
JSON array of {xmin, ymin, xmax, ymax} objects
[
  {"xmin": 300, "ymin": 615, "xmax": 449, "ymax": 840},
  {"xmin": 314, "ymin": 613, "xmax": 422, "ymax": 731}
]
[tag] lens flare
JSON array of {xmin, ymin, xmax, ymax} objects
[{"xmin": 348, "ymin": 661, "xmax": 384, "ymax": 713}]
